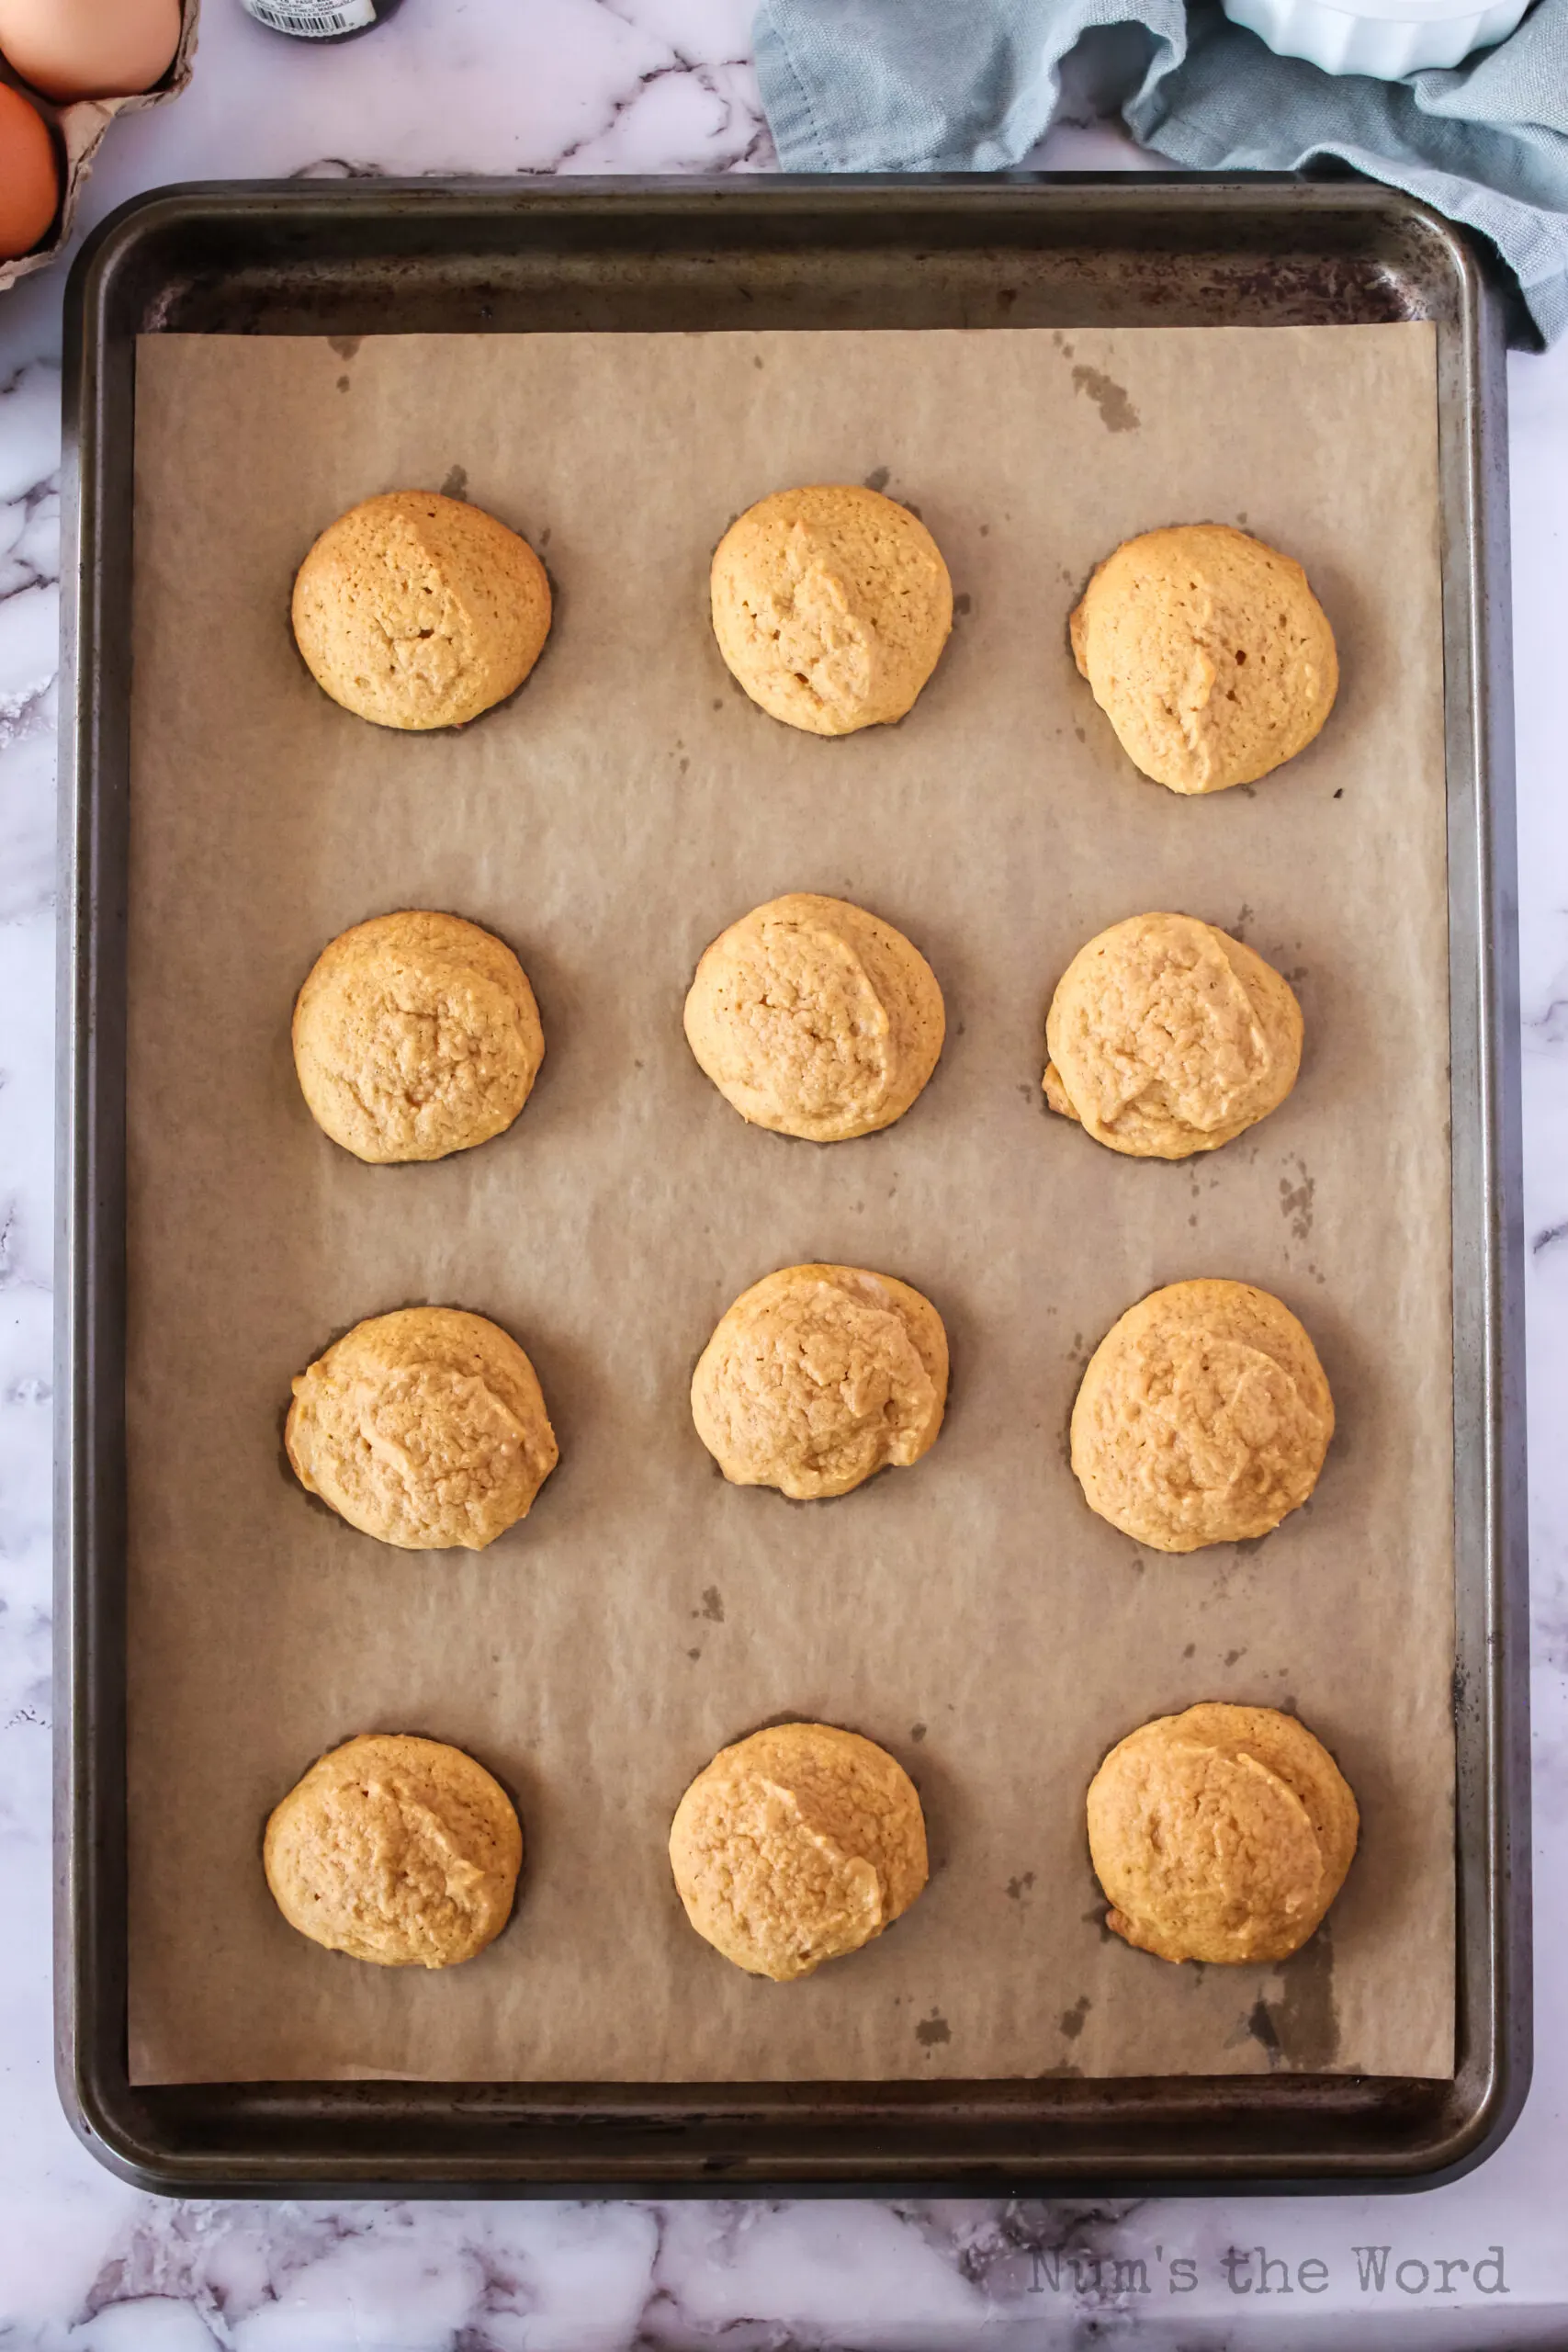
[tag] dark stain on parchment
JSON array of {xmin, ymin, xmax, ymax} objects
[
  {"xmin": 916, "ymin": 2009, "xmax": 952, "ymax": 2047},
  {"xmin": 1280, "ymin": 1159, "xmax": 1315, "ymax": 1241},
  {"xmin": 1248, "ymin": 1998, "xmax": 1283, "ymax": 2064},
  {"xmin": 1071, "ymin": 364, "xmax": 1140, "ymax": 434},
  {"xmin": 1248, "ymin": 1928, "xmax": 1340, "ymax": 2071}
]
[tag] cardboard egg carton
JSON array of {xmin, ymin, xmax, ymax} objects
[{"xmin": 0, "ymin": 0, "xmax": 199, "ymax": 296}]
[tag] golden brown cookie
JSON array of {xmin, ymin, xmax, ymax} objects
[
  {"xmin": 1069, "ymin": 523, "xmax": 1337, "ymax": 793},
  {"xmin": 1043, "ymin": 911, "xmax": 1302, "ymax": 1159},
  {"xmin": 291, "ymin": 489, "xmax": 551, "ymax": 730},
  {"xmin": 1071, "ymin": 1280, "xmax": 1333, "ymax": 1552},
  {"xmin": 692, "ymin": 1262, "xmax": 948, "ymax": 1500},
  {"xmin": 292, "ymin": 910, "xmax": 545, "ymax": 1164},
  {"xmin": 264, "ymin": 1732, "xmax": 522, "ymax": 1967},
  {"xmin": 683, "ymin": 893, "xmax": 945, "ymax": 1142},
  {"xmin": 1087, "ymin": 1702, "xmax": 1358, "ymax": 1963},
  {"xmin": 669, "ymin": 1721, "xmax": 928, "ymax": 1980},
  {"xmin": 286, "ymin": 1306, "xmax": 558, "ymax": 1550},
  {"xmin": 711, "ymin": 484, "xmax": 953, "ymax": 736}
]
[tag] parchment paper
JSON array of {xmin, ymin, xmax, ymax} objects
[{"xmin": 126, "ymin": 322, "xmax": 1453, "ymax": 2085}]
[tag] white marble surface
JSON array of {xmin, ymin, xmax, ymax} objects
[{"xmin": 1, "ymin": 2, "xmax": 1565, "ymax": 2343}]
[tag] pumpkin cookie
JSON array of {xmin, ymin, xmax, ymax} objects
[
  {"xmin": 670, "ymin": 1721, "xmax": 928, "ymax": 1980},
  {"xmin": 692, "ymin": 1262, "xmax": 948, "ymax": 1500},
  {"xmin": 1070, "ymin": 523, "xmax": 1337, "ymax": 793},
  {"xmin": 1087, "ymin": 1702, "xmax": 1358, "ymax": 1963},
  {"xmin": 286, "ymin": 1306, "xmax": 558, "ymax": 1550},
  {"xmin": 711, "ymin": 483, "xmax": 953, "ymax": 736},
  {"xmin": 1071, "ymin": 1279, "xmax": 1333, "ymax": 1552},
  {"xmin": 291, "ymin": 489, "xmax": 551, "ymax": 730},
  {"xmin": 1043, "ymin": 911, "xmax": 1302, "ymax": 1159},
  {"xmin": 265, "ymin": 1732, "xmax": 522, "ymax": 1967},
  {"xmin": 684, "ymin": 892, "xmax": 944, "ymax": 1142},
  {"xmin": 293, "ymin": 910, "xmax": 544, "ymax": 1164}
]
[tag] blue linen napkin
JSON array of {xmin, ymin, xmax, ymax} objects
[{"xmin": 753, "ymin": 0, "xmax": 1568, "ymax": 344}]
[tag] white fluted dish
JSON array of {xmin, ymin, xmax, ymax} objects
[{"xmin": 1223, "ymin": 0, "xmax": 1531, "ymax": 74}]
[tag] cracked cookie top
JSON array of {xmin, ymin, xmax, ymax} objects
[
  {"xmin": 1069, "ymin": 523, "xmax": 1337, "ymax": 794},
  {"xmin": 286, "ymin": 1306, "xmax": 558, "ymax": 1551},
  {"xmin": 670, "ymin": 1721, "xmax": 928, "ymax": 1981},
  {"xmin": 265, "ymin": 1732, "xmax": 523, "ymax": 1969},
  {"xmin": 1070, "ymin": 1278, "xmax": 1334, "ymax": 1552},
  {"xmin": 291, "ymin": 488, "xmax": 551, "ymax": 731},
  {"xmin": 710, "ymin": 483, "xmax": 953, "ymax": 737},
  {"xmin": 1043, "ymin": 910, "xmax": 1302, "ymax": 1159},
  {"xmin": 292, "ymin": 909, "xmax": 544, "ymax": 1165},
  {"xmin": 1087, "ymin": 1702, "xmax": 1358, "ymax": 1964},
  {"xmin": 691, "ymin": 1262, "xmax": 949, "ymax": 1502},
  {"xmin": 684, "ymin": 892, "xmax": 944, "ymax": 1143}
]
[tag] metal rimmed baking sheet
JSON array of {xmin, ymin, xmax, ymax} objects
[{"xmin": 55, "ymin": 178, "xmax": 1523, "ymax": 2182}]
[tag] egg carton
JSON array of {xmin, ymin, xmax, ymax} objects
[{"xmin": 0, "ymin": 0, "xmax": 198, "ymax": 297}]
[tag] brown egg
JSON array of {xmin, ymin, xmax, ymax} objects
[
  {"xmin": 0, "ymin": 0, "xmax": 181, "ymax": 103},
  {"xmin": 0, "ymin": 84, "xmax": 58, "ymax": 262}
]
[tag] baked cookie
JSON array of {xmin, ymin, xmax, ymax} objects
[
  {"xmin": 1071, "ymin": 1280, "xmax": 1333, "ymax": 1552},
  {"xmin": 684, "ymin": 893, "xmax": 945, "ymax": 1142},
  {"xmin": 1087, "ymin": 1702, "xmax": 1358, "ymax": 1963},
  {"xmin": 711, "ymin": 484, "xmax": 953, "ymax": 736},
  {"xmin": 692, "ymin": 1263, "xmax": 948, "ymax": 1500},
  {"xmin": 286, "ymin": 1306, "xmax": 558, "ymax": 1550},
  {"xmin": 1069, "ymin": 524, "xmax": 1337, "ymax": 793},
  {"xmin": 291, "ymin": 489, "xmax": 551, "ymax": 730},
  {"xmin": 293, "ymin": 910, "xmax": 545, "ymax": 1164},
  {"xmin": 1043, "ymin": 911, "xmax": 1302, "ymax": 1159},
  {"xmin": 264, "ymin": 1732, "xmax": 522, "ymax": 1967},
  {"xmin": 669, "ymin": 1721, "xmax": 928, "ymax": 1980}
]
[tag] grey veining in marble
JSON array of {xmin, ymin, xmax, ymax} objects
[{"xmin": 1, "ymin": 1, "xmax": 1566, "ymax": 2343}]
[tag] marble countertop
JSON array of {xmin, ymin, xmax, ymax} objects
[{"xmin": 2, "ymin": 2, "xmax": 1565, "ymax": 2344}]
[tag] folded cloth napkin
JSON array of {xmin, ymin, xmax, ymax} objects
[{"xmin": 753, "ymin": 0, "xmax": 1568, "ymax": 344}]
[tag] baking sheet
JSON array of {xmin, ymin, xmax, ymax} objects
[{"xmin": 125, "ymin": 322, "xmax": 1452, "ymax": 2085}]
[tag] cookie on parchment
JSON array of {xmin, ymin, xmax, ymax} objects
[
  {"xmin": 293, "ymin": 909, "xmax": 545, "ymax": 1164},
  {"xmin": 1069, "ymin": 524, "xmax": 1337, "ymax": 793},
  {"xmin": 1087, "ymin": 1702, "xmax": 1358, "ymax": 1964},
  {"xmin": 684, "ymin": 892, "xmax": 944, "ymax": 1142},
  {"xmin": 264, "ymin": 1732, "xmax": 522, "ymax": 1968},
  {"xmin": 291, "ymin": 489, "xmax": 551, "ymax": 730},
  {"xmin": 286, "ymin": 1306, "xmax": 558, "ymax": 1551},
  {"xmin": 691, "ymin": 1262, "xmax": 948, "ymax": 1501},
  {"xmin": 669, "ymin": 1721, "xmax": 928, "ymax": 1981},
  {"xmin": 1070, "ymin": 1279, "xmax": 1333, "ymax": 1552},
  {"xmin": 710, "ymin": 484, "xmax": 953, "ymax": 736},
  {"xmin": 1043, "ymin": 911, "xmax": 1302, "ymax": 1159}
]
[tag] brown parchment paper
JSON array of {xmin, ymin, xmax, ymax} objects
[{"xmin": 126, "ymin": 322, "xmax": 1453, "ymax": 2086}]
